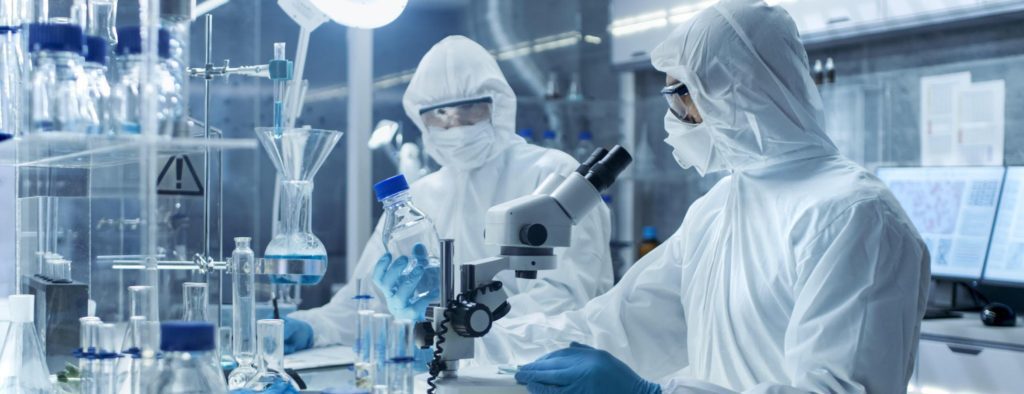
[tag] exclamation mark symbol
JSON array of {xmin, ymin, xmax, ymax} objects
[{"xmin": 175, "ymin": 157, "xmax": 184, "ymax": 190}]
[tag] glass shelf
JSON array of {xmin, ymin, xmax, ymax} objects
[{"xmin": 0, "ymin": 133, "xmax": 258, "ymax": 169}]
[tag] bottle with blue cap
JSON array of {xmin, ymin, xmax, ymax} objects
[
  {"xmin": 0, "ymin": 1, "xmax": 25, "ymax": 138},
  {"xmin": 573, "ymin": 130, "xmax": 596, "ymax": 163},
  {"xmin": 82, "ymin": 35, "xmax": 112, "ymax": 135},
  {"xmin": 25, "ymin": 22, "xmax": 95, "ymax": 134},
  {"xmin": 516, "ymin": 128, "xmax": 534, "ymax": 143},
  {"xmin": 110, "ymin": 26, "xmax": 174, "ymax": 135},
  {"xmin": 541, "ymin": 129, "xmax": 562, "ymax": 151},
  {"xmin": 147, "ymin": 321, "xmax": 228, "ymax": 393},
  {"xmin": 374, "ymin": 174, "xmax": 441, "ymax": 306}
]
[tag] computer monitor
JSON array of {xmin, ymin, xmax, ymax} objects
[
  {"xmin": 876, "ymin": 166, "xmax": 1005, "ymax": 280},
  {"xmin": 983, "ymin": 166, "xmax": 1024, "ymax": 286}
]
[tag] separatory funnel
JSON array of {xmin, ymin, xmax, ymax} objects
[{"xmin": 255, "ymin": 127, "xmax": 343, "ymax": 285}]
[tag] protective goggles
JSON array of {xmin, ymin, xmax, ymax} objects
[
  {"xmin": 419, "ymin": 97, "xmax": 493, "ymax": 129},
  {"xmin": 661, "ymin": 82, "xmax": 698, "ymax": 124}
]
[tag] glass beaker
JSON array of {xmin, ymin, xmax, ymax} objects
[
  {"xmin": 255, "ymin": 127, "xmax": 342, "ymax": 285},
  {"xmin": 182, "ymin": 282, "xmax": 209, "ymax": 321}
]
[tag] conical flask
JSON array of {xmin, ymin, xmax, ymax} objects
[
  {"xmin": 0, "ymin": 295, "xmax": 52, "ymax": 393},
  {"xmin": 255, "ymin": 127, "xmax": 342, "ymax": 285}
]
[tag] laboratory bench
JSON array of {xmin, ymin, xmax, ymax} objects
[{"xmin": 913, "ymin": 315, "xmax": 1024, "ymax": 393}]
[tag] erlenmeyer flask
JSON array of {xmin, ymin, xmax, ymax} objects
[
  {"xmin": 0, "ymin": 295, "xmax": 52, "ymax": 393},
  {"xmin": 244, "ymin": 319, "xmax": 299, "ymax": 392}
]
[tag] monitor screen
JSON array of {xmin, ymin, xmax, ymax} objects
[
  {"xmin": 876, "ymin": 167, "xmax": 1005, "ymax": 280},
  {"xmin": 983, "ymin": 167, "xmax": 1024, "ymax": 285}
]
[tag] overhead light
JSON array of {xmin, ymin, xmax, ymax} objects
[
  {"xmin": 609, "ymin": 10, "xmax": 668, "ymax": 37},
  {"xmin": 306, "ymin": 0, "xmax": 409, "ymax": 29},
  {"xmin": 668, "ymin": 1, "xmax": 714, "ymax": 24}
]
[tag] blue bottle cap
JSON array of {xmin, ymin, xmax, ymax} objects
[
  {"xmin": 516, "ymin": 128, "xmax": 533, "ymax": 139},
  {"xmin": 579, "ymin": 131, "xmax": 593, "ymax": 141},
  {"xmin": 84, "ymin": 35, "xmax": 108, "ymax": 64},
  {"xmin": 642, "ymin": 226, "xmax": 657, "ymax": 240},
  {"xmin": 374, "ymin": 174, "xmax": 410, "ymax": 201},
  {"xmin": 160, "ymin": 321, "xmax": 216, "ymax": 352},
  {"xmin": 602, "ymin": 194, "xmax": 612, "ymax": 204},
  {"xmin": 115, "ymin": 26, "xmax": 171, "ymax": 58},
  {"xmin": 27, "ymin": 23, "xmax": 84, "ymax": 54},
  {"xmin": 543, "ymin": 130, "xmax": 557, "ymax": 139}
]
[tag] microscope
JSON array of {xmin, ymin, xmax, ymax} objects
[{"xmin": 418, "ymin": 145, "xmax": 632, "ymax": 380}]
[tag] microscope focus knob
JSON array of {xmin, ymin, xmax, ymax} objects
[
  {"xmin": 519, "ymin": 224, "xmax": 548, "ymax": 246},
  {"xmin": 451, "ymin": 300, "xmax": 492, "ymax": 338}
]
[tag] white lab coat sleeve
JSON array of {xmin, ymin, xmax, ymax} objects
[
  {"xmin": 661, "ymin": 199, "xmax": 928, "ymax": 394},
  {"xmin": 500, "ymin": 201, "xmax": 614, "ymax": 318},
  {"xmin": 288, "ymin": 220, "xmax": 391, "ymax": 347},
  {"xmin": 478, "ymin": 235, "xmax": 689, "ymax": 381}
]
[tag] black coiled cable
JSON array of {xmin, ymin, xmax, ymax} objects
[{"xmin": 426, "ymin": 300, "xmax": 458, "ymax": 394}]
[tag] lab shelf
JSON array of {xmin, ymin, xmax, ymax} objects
[{"xmin": 0, "ymin": 133, "xmax": 258, "ymax": 169}]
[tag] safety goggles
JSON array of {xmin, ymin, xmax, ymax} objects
[
  {"xmin": 661, "ymin": 82, "xmax": 699, "ymax": 124},
  {"xmin": 419, "ymin": 97, "xmax": 493, "ymax": 129}
]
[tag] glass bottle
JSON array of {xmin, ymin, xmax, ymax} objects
[
  {"xmin": 25, "ymin": 22, "xmax": 93, "ymax": 134},
  {"xmin": 146, "ymin": 321, "xmax": 228, "ymax": 393},
  {"xmin": 82, "ymin": 35, "xmax": 111, "ymax": 135},
  {"xmin": 374, "ymin": 174, "xmax": 441, "ymax": 308},
  {"xmin": 573, "ymin": 130, "xmax": 596, "ymax": 163},
  {"xmin": 228, "ymin": 237, "xmax": 259, "ymax": 389},
  {"xmin": 541, "ymin": 129, "xmax": 562, "ymax": 151},
  {"xmin": 263, "ymin": 180, "xmax": 328, "ymax": 284},
  {"xmin": 638, "ymin": 226, "xmax": 660, "ymax": 259},
  {"xmin": 159, "ymin": 0, "xmax": 190, "ymax": 137},
  {"xmin": 110, "ymin": 26, "xmax": 172, "ymax": 136},
  {"xmin": 0, "ymin": 0, "xmax": 24, "ymax": 138},
  {"xmin": 0, "ymin": 294, "xmax": 52, "ymax": 393},
  {"xmin": 182, "ymin": 282, "xmax": 208, "ymax": 321},
  {"xmin": 244, "ymin": 319, "xmax": 299, "ymax": 393}
]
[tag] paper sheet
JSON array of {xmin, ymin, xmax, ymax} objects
[
  {"xmin": 283, "ymin": 345, "xmax": 357, "ymax": 370},
  {"xmin": 920, "ymin": 72, "xmax": 1005, "ymax": 166}
]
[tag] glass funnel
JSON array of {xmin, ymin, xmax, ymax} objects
[{"xmin": 255, "ymin": 127, "xmax": 343, "ymax": 285}]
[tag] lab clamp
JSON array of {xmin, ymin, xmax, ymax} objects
[{"xmin": 417, "ymin": 146, "xmax": 633, "ymax": 383}]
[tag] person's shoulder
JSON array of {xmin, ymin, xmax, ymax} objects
[
  {"xmin": 506, "ymin": 144, "xmax": 579, "ymax": 175},
  {"xmin": 787, "ymin": 158, "xmax": 909, "ymax": 236}
]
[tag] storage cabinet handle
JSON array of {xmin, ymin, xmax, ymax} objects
[{"xmin": 946, "ymin": 344, "xmax": 983, "ymax": 355}]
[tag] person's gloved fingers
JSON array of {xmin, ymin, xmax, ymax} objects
[
  {"xmin": 520, "ymin": 356, "xmax": 575, "ymax": 372},
  {"xmin": 392, "ymin": 264, "xmax": 426, "ymax": 304},
  {"xmin": 284, "ymin": 342, "xmax": 297, "ymax": 355},
  {"xmin": 412, "ymin": 243, "xmax": 431, "ymax": 266},
  {"xmin": 527, "ymin": 346, "xmax": 583, "ymax": 364},
  {"xmin": 525, "ymin": 382, "xmax": 566, "ymax": 394},
  {"xmin": 569, "ymin": 341, "xmax": 594, "ymax": 350},
  {"xmin": 381, "ymin": 256, "xmax": 411, "ymax": 294},
  {"xmin": 372, "ymin": 253, "xmax": 393, "ymax": 288},
  {"xmin": 409, "ymin": 290, "xmax": 440, "ymax": 320},
  {"xmin": 515, "ymin": 367, "xmax": 574, "ymax": 387}
]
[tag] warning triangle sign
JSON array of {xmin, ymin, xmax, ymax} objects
[{"xmin": 157, "ymin": 155, "xmax": 204, "ymax": 196}]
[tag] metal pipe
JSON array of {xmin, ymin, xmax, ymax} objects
[{"xmin": 440, "ymin": 239, "xmax": 455, "ymax": 305}]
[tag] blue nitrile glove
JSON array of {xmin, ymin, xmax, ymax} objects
[
  {"xmin": 282, "ymin": 317, "xmax": 314, "ymax": 355},
  {"xmin": 515, "ymin": 342, "xmax": 661, "ymax": 394},
  {"xmin": 372, "ymin": 243, "xmax": 440, "ymax": 321}
]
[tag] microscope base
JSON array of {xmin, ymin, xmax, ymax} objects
[{"xmin": 416, "ymin": 365, "xmax": 526, "ymax": 394}]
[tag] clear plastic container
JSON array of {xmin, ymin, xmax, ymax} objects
[
  {"xmin": 78, "ymin": 316, "xmax": 101, "ymax": 394},
  {"xmin": 0, "ymin": 295, "xmax": 52, "ymax": 393},
  {"xmin": 146, "ymin": 321, "xmax": 228, "ymax": 393},
  {"xmin": 374, "ymin": 174, "xmax": 441, "ymax": 305},
  {"xmin": 25, "ymin": 23, "xmax": 94, "ymax": 134},
  {"xmin": 94, "ymin": 323, "xmax": 119, "ymax": 394}
]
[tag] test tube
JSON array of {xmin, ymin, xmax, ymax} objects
[
  {"xmin": 95, "ymin": 323, "xmax": 120, "ymax": 394},
  {"xmin": 78, "ymin": 316, "xmax": 101, "ymax": 394},
  {"xmin": 372, "ymin": 313, "xmax": 393, "ymax": 391},
  {"xmin": 182, "ymin": 282, "xmax": 209, "ymax": 321},
  {"xmin": 53, "ymin": 259, "xmax": 72, "ymax": 282},
  {"xmin": 355, "ymin": 310, "xmax": 376, "ymax": 389},
  {"xmin": 117, "ymin": 316, "xmax": 146, "ymax": 394},
  {"xmin": 272, "ymin": 42, "xmax": 286, "ymax": 131},
  {"xmin": 388, "ymin": 319, "xmax": 416, "ymax": 394},
  {"xmin": 128, "ymin": 285, "xmax": 155, "ymax": 320}
]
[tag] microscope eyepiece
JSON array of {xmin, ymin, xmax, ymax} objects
[
  {"xmin": 575, "ymin": 147, "xmax": 609, "ymax": 176},
  {"xmin": 584, "ymin": 145, "xmax": 632, "ymax": 192}
]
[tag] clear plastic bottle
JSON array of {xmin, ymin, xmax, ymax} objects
[
  {"xmin": 82, "ymin": 35, "xmax": 112, "ymax": 135},
  {"xmin": 373, "ymin": 174, "xmax": 440, "ymax": 305},
  {"xmin": 110, "ymin": 26, "xmax": 172, "ymax": 136},
  {"xmin": 25, "ymin": 23, "xmax": 94, "ymax": 134},
  {"xmin": 541, "ymin": 129, "xmax": 562, "ymax": 151},
  {"xmin": 146, "ymin": 321, "xmax": 228, "ymax": 393},
  {"xmin": 228, "ymin": 237, "xmax": 259, "ymax": 389},
  {"xmin": 573, "ymin": 130, "xmax": 596, "ymax": 163},
  {"xmin": 244, "ymin": 319, "xmax": 299, "ymax": 393},
  {"xmin": 0, "ymin": 294, "xmax": 52, "ymax": 393}
]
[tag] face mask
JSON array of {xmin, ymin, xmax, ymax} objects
[
  {"xmin": 663, "ymin": 110, "xmax": 714, "ymax": 177},
  {"xmin": 425, "ymin": 121, "xmax": 497, "ymax": 171}
]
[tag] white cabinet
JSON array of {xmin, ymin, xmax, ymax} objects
[{"xmin": 914, "ymin": 316, "xmax": 1024, "ymax": 393}]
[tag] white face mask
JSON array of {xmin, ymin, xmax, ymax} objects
[
  {"xmin": 663, "ymin": 110, "xmax": 714, "ymax": 177},
  {"xmin": 425, "ymin": 121, "xmax": 498, "ymax": 171}
]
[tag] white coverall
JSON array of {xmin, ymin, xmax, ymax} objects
[
  {"xmin": 478, "ymin": 1, "xmax": 931, "ymax": 392},
  {"xmin": 290, "ymin": 36, "xmax": 614, "ymax": 347}
]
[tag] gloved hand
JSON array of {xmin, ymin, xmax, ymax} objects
[
  {"xmin": 372, "ymin": 243, "xmax": 439, "ymax": 321},
  {"xmin": 282, "ymin": 317, "xmax": 314, "ymax": 355},
  {"xmin": 515, "ymin": 342, "xmax": 661, "ymax": 394}
]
